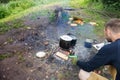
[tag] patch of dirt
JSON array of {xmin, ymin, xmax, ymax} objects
[{"xmin": 0, "ymin": 6, "xmax": 80, "ymax": 80}]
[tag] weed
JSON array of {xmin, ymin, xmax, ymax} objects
[
  {"xmin": 0, "ymin": 4, "xmax": 10, "ymax": 19},
  {"xmin": 49, "ymin": 11, "xmax": 55, "ymax": 22},
  {"xmin": 0, "ymin": 19, "xmax": 24, "ymax": 34},
  {"xmin": 7, "ymin": 37, "xmax": 13, "ymax": 43},
  {"xmin": 0, "ymin": 53, "xmax": 13, "ymax": 60},
  {"xmin": 16, "ymin": 52, "xmax": 25, "ymax": 62}
]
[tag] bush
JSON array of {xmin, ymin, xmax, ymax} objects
[
  {"xmin": 0, "ymin": 0, "xmax": 17, "ymax": 3},
  {"xmin": 101, "ymin": 0, "xmax": 120, "ymax": 10},
  {"xmin": 0, "ymin": 0, "xmax": 10, "ymax": 3},
  {"xmin": 0, "ymin": 5, "xmax": 10, "ymax": 19},
  {"xmin": 0, "ymin": 0, "xmax": 35, "ymax": 19}
]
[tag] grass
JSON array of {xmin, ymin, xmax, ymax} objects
[
  {"xmin": 0, "ymin": 0, "xmax": 119, "ymax": 35},
  {"xmin": 0, "ymin": 0, "xmax": 68, "ymax": 22},
  {"xmin": 0, "ymin": 52, "xmax": 25, "ymax": 61},
  {"xmin": 0, "ymin": 0, "xmax": 67, "ymax": 34},
  {"xmin": 0, "ymin": 19, "xmax": 24, "ymax": 34},
  {"xmin": 0, "ymin": 53, "xmax": 13, "ymax": 60},
  {"xmin": 84, "ymin": 9, "xmax": 109, "ymax": 37},
  {"xmin": 70, "ymin": 0, "xmax": 104, "ymax": 10},
  {"xmin": 69, "ymin": 0, "xmax": 120, "ymax": 36},
  {"xmin": 0, "ymin": 0, "xmax": 36, "ymax": 19}
]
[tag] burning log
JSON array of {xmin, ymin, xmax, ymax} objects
[{"xmin": 73, "ymin": 16, "xmax": 84, "ymax": 25}]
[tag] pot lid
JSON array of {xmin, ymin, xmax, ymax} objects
[
  {"xmin": 69, "ymin": 35, "xmax": 77, "ymax": 40},
  {"xmin": 60, "ymin": 35, "xmax": 72, "ymax": 41}
]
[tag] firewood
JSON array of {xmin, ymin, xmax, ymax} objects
[{"xmin": 55, "ymin": 52, "xmax": 68, "ymax": 60}]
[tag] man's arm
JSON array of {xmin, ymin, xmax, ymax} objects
[{"xmin": 77, "ymin": 45, "xmax": 116, "ymax": 72}]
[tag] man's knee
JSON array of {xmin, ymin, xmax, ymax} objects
[{"xmin": 78, "ymin": 69, "xmax": 90, "ymax": 80}]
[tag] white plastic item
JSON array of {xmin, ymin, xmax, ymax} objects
[{"xmin": 36, "ymin": 51, "xmax": 46, "ymax": 58}]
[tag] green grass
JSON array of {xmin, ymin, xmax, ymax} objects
[
  {"xmin": 0, "ymin": 53, "xmax": 13, "ymax": 60},
  {"xmin": 0, "ymin": 0, "xmax": 68, "ymax": 33},
  {"xmin": 0, "ymin": 0, "xmax": 119, "ymax": 36},
  {"xmin": 0, "ymin": 19, "xmax": 24, "ymax": 34},
  {"xmin": 69, "ymin": 0, "xmax": 103, "ymax": 10},
  {"xmin": 0, "ymin": 0, "xmax": 36, "ymax": 19},
  {"xmin": 69, "ymin": 0, "xmax": 120, "ymax": 36},
  {"xmin": 0, "ymin": 0, "xmax": 68, "ymax": 21},
  {"xmin": 0, "ymin": 4, "xmax": 11, "ymax": 19}
]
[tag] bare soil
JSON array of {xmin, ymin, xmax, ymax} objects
[{"xmin": 0, "ymin": 7, "xmax": 80, "ymax": 80}]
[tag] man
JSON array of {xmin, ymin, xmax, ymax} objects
[{"xmin": 77, "ymin": 19, "xmax": 120, "ymax": 80}]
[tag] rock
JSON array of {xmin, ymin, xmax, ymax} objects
[
  {"xmin": 3, "ymin": 42, "xmax": 8, "ymax": 45},
  {"xmin": 41, "ymin": 32, "xmax": 45, "ymax": 36},
  {"xmin": 25, "ymin": 61, "xmax": 33, "ymax": 68},
  {"xmin": 89, "ymin": 22, "xmax": 98, "ymax": 26},
  {"xmin": 26, "ymin": 27, "xmax": 31, "ymax": 30},
  {"xmin": 67, "ymin": 21, "xmax": 71, "ymax": 24},
  {"xmin": 44, "ymin": 41, "xmax": 49, "ymax": 46},
  {"xmin": 6, "ymin": 67, "xmax": 10, "ymax": 70},
  {"xmin": 24, "ymin": 43, "xmax": 28, "ymax": 46},
  {"xmin": 56, "ymin": 71, "xmax": 59, "ymax": 73},
  {"xmin": 69, "ymin": 18, "xmax": 73, "ymax": 21},
  {"xmin": 28, "ymin": 47, "xmax": 32, "ymax": 50},
  {"xmin": 3, "ymin": 75, "xmax": 6, "ymax": 78},
  {"xmin": 30, "ymin": 69, "xmax": 35, "ymax": 72},
  {"xmin": 46, "ymin": 75, "xmax": 49, "ymax": 79},
  {"xmin": 70, "ymin": 23, "xmax": 78, "ymax": 27},
  {"xmin": 37, "ymin": 17, "xmax": 40, "ymax": 19}
]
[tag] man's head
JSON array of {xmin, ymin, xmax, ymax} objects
[{"xmin": 104, "ymin": 19, "xmax": 120, "ymax": 42}]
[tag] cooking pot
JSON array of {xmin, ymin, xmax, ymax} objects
[
  {"xmin": 84, "ymin": 39, "xmax": 93, "ymax": 48},
  {"xmin": 68, "ymin": 34, "xmax": 77, "ymax": 47},
  {"xmin": 59, "ymin": 35, "xmax": 77, "ymax": 49},
  {"xmin": 59, "ymin": 35, "xmax": 72, "ymax": 50}
]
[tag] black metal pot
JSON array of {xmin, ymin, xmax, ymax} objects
[
  {"xmin": 59, "ymin": 35, "xmax": 72, "ymax": 50},
  {"xmin": 70, "ymin": 36, "xmax": 77, "ymax": 47},
  {"xmin": 67, "ymin": 33, "xmax": 77, "ymax": 47}
]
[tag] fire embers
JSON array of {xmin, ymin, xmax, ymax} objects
[
  {"xmin": 73, "ymin": 17, "xmax": 84, "ymax": 25},
  {"xmin": 68, "ymin": 17, "xmax": 84, "ymax": 27}
]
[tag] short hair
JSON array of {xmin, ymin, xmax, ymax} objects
[{"xmin": 105, "ymin": 19, "xmax": 120, "ymax": 33}]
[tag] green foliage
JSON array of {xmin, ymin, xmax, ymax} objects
[
  {"xmin": 0, "ymin": 0, "xmax": 35, "ymax": 19},
  {"xmin": 69, "ymin": 0, "xmax": 108, "ymax": 36},
  {"xmin": 0, "ymin": 4, "xmax": 11, "ymax": 19},
  {"xmin": 0, "ymin": 0, "xmax": 10, "ymax": 3},
  {"xmin": 69, "ymin": 0, "xmax": 88, "ymax": 8},
  {"xmin": 0, "ymin": 19, "xmax": 24, "ymax": 34},
  {"xmin": 0, "ymin": 0, "xmax": 63, "ymax": 19},
  {"xmin": 70, "ymin": 0, "xmax": 103, "ymax": 10},
  {"xmin": 0, "ymin": 53, "xmax": 12, "ymax": 60},
  {"xmin": 0, "ymin": 0, "xmax": 66, "ymax": 33},
  {"xmin": 8, "ymin": 0, "xmax": 35, "ymax": 15},
  {"xmin": 101, "ymin": 0, "xmax": 120, "ymax": 10}
]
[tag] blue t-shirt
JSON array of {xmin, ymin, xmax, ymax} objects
[{"xmin": 77, "ymin": 39, "xmax": 120, "ymax": 80}]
